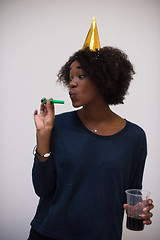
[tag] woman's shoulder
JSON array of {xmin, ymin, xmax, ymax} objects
[
  {"xmin": 126, "ymin": 120, "xmax": 147, "ymax": 140},
  {"xmin": 55, "ymin": 110, "xmax": 76, "ymax": 120},
  {"xmin": 54, "ymin": 111, "xmax": 77, "ymax": 128}
]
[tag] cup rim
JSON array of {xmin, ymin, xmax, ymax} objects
[{"xmin": 125, "ymin": 189, "xmax": 151, "ymax": 197}]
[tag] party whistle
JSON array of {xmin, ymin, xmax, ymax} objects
[{"xmin": 41, "ymin": 97, "xmax": 64, "ymax": 104}]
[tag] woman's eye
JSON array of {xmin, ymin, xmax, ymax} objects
[{"xmin": 79, "ymin": 75, "xmax": 85, "ymax": 79}]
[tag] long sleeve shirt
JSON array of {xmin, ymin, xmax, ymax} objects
[{"xmin": 31, "ymin": 111, "xmax": 147, "ymax": 240}]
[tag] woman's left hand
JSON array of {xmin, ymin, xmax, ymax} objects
[{"xmin": 124, "ymin": 199, "xmax": 154, "ymax": 225}]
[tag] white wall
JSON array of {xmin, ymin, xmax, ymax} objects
[{"xmin": 0, "ymin": 0, "xmax": 159, "ymax": 239}]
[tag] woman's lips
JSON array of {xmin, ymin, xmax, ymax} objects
[{"xmin": 69, "ymin": 91, "xmax": 76, "ymax": 99}]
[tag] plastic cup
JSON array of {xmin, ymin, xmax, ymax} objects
[{"xmin": 125, "ymin": 189, "xmax": 151, "ymax": 231}]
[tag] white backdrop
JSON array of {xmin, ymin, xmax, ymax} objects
[{"xmin": 1, "ymin": 0, "xmax": 160, "ymax": 239}]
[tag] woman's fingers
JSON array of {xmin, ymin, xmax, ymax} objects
[
  {"xmin": 45, "ymin": 99, "xmax": 55, "ymax": 121},
  {"xmin": 123, "ymin": 204, "xmax": 128, "ymax": 210},
  {"xmin": 34, "ymin": 109, "xmax": 38, "ymax": 116},
  {"xmin": 143, "ymin": 218, "xmax": 152, "ymax": 225},
  {"xmin": 33, "ymin": 99, "xmax": 55, "ymax": 131},
  {"xmin": 40, "ymin": 103, "xmax": 46, "ymax": 116},
  {"xmin": 141, "ymin": 212, "xmax": 153, "ymax": 219},
  {"xmin": 143, "ymin": 199, "xmax": 154, "ymax": 212}
]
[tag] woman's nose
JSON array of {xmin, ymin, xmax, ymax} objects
[{"xmin": 69, "ymin": 77, "xmax": 78, "ymax": 88}]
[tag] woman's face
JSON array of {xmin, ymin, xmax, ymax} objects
[{"xmin": 69, "ymin": 61, "xmax": 103, "ymax": 108}]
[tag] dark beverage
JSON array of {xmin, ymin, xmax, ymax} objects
[{"xmin": 126, "ymin": 216, "xmax": 144, "ymax": 231}]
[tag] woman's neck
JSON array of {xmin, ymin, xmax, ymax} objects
[
  {"xmin": 77, "ymin": 102, "xmax": 126, "ymax": 136},
  {"xmin": 78, "ymin": 103, "xmax": 115, "ymax": 124}
]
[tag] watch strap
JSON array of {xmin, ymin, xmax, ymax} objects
[{"xmin": 33, "ymin": 145, "xmax": 51, "ymax": 158}]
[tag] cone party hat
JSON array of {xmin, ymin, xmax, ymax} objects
[{"xmin": 82, "ymin": 17, "xmax": 100, "ymax": 51}]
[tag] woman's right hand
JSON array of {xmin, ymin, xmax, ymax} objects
[
  {"xmin": 34, "ymin": 99, "xmax": 55, "ymax": 132},
  {"xmin": 34, "ymin": 99, "xmax": 55, "ymax": 161}
]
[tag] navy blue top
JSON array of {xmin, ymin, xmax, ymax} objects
[{"xmin": 31, "ymin": 111, "xmax": 147, "ymax": 240}]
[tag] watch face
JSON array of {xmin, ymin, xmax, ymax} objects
[{"xmin": 44, "ymin": 153, "xmax": 51, "ymax": 158}]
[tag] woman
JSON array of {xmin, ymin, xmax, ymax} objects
[{"xmin": 28, "ymin": 46, "xmax": 153, "ymax": 240}]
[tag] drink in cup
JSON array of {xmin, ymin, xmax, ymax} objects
[{"xmin": 125, "ymin": 189, "xmax": 151, "ymax": 231}]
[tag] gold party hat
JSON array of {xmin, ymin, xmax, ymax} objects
[{"xmin": 82, "ymin": 17, "xmax": 100, "ymax": 51}]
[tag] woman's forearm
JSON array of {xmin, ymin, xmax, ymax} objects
[
  {"xmin": 32, "ymin": 156, "xmax": 55, "ymax": 197},
  {"xmin": 36, "ymin": 129, "xmax": 52, "ymax": 162}
]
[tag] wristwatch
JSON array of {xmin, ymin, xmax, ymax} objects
[{"xmin": 33, "ymin": 145, "xmax": 51, "ymax": 158}]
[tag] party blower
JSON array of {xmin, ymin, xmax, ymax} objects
[{"xmin": 41, "ymin": 97, "xmax": 64, "ymax": 104}]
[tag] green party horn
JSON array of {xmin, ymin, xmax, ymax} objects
[{"xmin": 41, "ymin": 97, "xmax": 64, "ymax": 104}]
